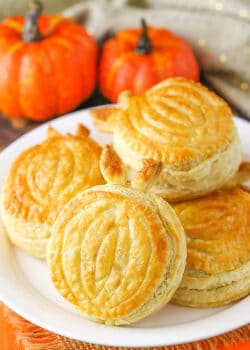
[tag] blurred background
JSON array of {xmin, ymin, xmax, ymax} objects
[{"xmin": 0, "ymin": 0, "xmax": 79, "ymax": 18}]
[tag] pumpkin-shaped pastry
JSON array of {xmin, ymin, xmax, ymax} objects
[
  {"xmin": 47, "ymin": 146, "xmax": 186, "ymax": 325},
  {"xmin": 91, "ymin": 78, "xmax": 242, "ymax": 202},
  {"xmin": 0, "ymin": 0, "xmax": 98, "ymax": 121},
  {"xmin": 173, "ymin": 187, "xmax": 250, "ymax": 307},
  {"xmin": 99, "ymin": 19, "xmax": 199, "ymax": 102},
  {"xmin": 1, "ymin": 124, "xmax": 104, "ymax": 259}
]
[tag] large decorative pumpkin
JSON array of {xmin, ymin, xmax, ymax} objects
[
  {"xmin": 99, "ymin": 19, "xmax": 199, "ymax": 103},
  {"xmin": 0, "ymin": 0, "xmax": 98, "ymax": 121}
]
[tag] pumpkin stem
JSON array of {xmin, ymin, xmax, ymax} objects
[
  {"xmin": 135, "ymin": 18, "xmax": 152, "ymax": 55},
  {"xmin": 22, "ymin": 0, "xmax": 43, "ymax": 42}
]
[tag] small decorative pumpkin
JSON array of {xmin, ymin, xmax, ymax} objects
[
  {"xmin": 99, "ymin": 19, "xmax": 199, "ymax": 103},
  {"xmin": 0, "ymin": 0, "xmax": 98, "ymax": 121}
]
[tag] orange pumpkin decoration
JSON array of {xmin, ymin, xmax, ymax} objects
[
  {"xmin": 99, "ymin": 19, "xmax": 199, "ymax": 103},
  {"xmin": 0, "ymin": 0, "xmax": 98, "ymax": 121}
]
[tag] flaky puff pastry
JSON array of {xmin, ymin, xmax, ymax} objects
[
  {"xmin": 1, "ymin": 125, "xmax": 104, "ymax": 259},
  {"xmin": 47, "ymin": 146, "xmax": 186, "ymax": 325},
  {"xmin": 91, "ymin": 78, "xmax": 242, "ymax": 202},
  {"xmin": 173, "ymin": 188, "xmax": 250, "ymax": 307}
]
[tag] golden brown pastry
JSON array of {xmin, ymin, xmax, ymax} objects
[
  {"xmin": 91, "ymin": 78, "xmax": 242, "ymax": 202},
  {"xmin": 1, "ymin": 124, "xmax": 104, "ymax": 259},
  {"xmin": 47, "ymin": 146, "xmax": 186, "ymax": 325},
  {"xmin": 173, "ymin": 188, "xmax": 250, "ymax": 307},
  {"xmin": 91, "ymin": 106, "xmax": 119, "ymax": 133}
]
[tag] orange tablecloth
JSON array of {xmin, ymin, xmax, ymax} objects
[{"xmin": 0, "ymin": 302, "xmax": 249, "ymax": 350}]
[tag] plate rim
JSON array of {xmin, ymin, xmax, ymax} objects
[{"xmin": 0, "ymin": 108, "xmax": 249, "ymax": 348}]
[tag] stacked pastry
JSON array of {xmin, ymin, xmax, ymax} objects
[
  {"xmin": 91, "ymin": 78, "xmax": 242, "ymax": 202},
  {"xmin": 47, "ymin": 146, "xmax": 187, "ymax": 325},
  {"xmin": 0, "ymin": 122, "xmax": 187, "ymax": 325},
  {"xmin": 91, "ymin": 77, "xmax": 250, "ymax": 310},
  {"xmin": 173, "ymin": 187, "xmax": 250, "ymax": 307},
  {"xmin": 1, "ymin": 124, "xmax": 104, "ymax": 259},
  {"xmin": 1, "ymin": 77, "xmax": 249, "ymax": 326}
]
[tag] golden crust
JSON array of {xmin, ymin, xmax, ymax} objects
[
  {"xmin": 47, "ymin": 125, "xmax": 61, "ymax": 138},
  {"xmin": 74, "ymin": 123, "xmax": 90, "ymax": 138},
  {"xmin": 47, "ymin": 184, "xmax": 186, "ymax": 325},
  {"xmin": 173, "ymin": 188, "xmax": 250, "ymax": 307},
  {"xmin": 100, "ymin": 145, "xmax": 163, "ymax": 191},
  {"xmin": 90, "ymin": 107, "xmax": 121, "ymax": 133},
  {"xmin": 112, "ymin": 78, "xmax": 241, "ymax": 201},
  {"xmin": 100, "ymin": 145, "xmax": 127, "ymax": 185},
  {"xmin": 116, "ymin": 78, "xmax": 233, "ymax": 165},
  {"xmin": 131, "ymin": 159, "xmax": 162, "ymax": 191},
  {"xmin": 1, "ymin": 125, "xmax": 104, "ymax": 259}
]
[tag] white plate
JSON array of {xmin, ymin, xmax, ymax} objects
[{"xmin": 0, "ymin": 109, "xmax": 249, "ymax": 348}]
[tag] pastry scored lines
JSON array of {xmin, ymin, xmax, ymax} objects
[
  {"xmin": 50, "ymin": 139, "xmax": 94, "ymax": 203},
  {"xmin": 60, "ymin": 198, "xmax": 118, "ymax": 305},
  {"xmin": 137, "ymin": 97, "xmax": 201, "ymax": 151},
  {"xmin": 81, "ymin": 200, "xmax": 121, "ymax": 303},
  {"xmin": 30, "ymin": 143, "xmax": 74, "ymax": 210},
  {"xmin": 7, "ymin": 126, "xmax": 100, "ymax": 224},
  {"xmin": 148, "ymin": 97, "xmax": 203, "ymax": 132},
  {"xmin": 153, "ymin": 80, "xmax": 232, "ymax": 138},
  {"xmin": 48, "ymin": 143, "xmax": 75, "ymax": 200},
  {"xmin": 149, "ymin": 80, "xmax": 231, "ymax": 147},
  {"xmin": 98, "ymin": 147, "xmax": 167, "ymax": 317},
  {"xmin": 105, "ymin": 203, "xmax": 153, "ymax": 311},
  {"xmin": 15, "ymin": 135, "xmax": 54, "ymax": 211},
  {"xmin": 175, "ymin": 190, "xmax": 250, "ymax": 275},
  {"xmin": 171, "ymin": 191, "xmax": 250, "ymax": 305},
  {"xmin": 89, "ymin": 202, "xmax": 132, "ymax": 305},
  {"xmin": 1, "ymin": 124, "xmax": 105, "ymax": 260},
  {"xmin": 50, "ymin": 146, "xmax": 169, "ymax": 319},
  {"xmin": 148, "ymin": 86, "xmax": 207, "ymax": 127},
  {"xmin": 60, "ymin": 192, "xmax": 167, "ymax": 318},
  {"xmin": 28, "ymin": 141, "xmax": 84, "ymax": 222},
  {"xmin": 100, "ymin": 198, "xmax": 165, "ymax": 317},
  {"xmin": 12, "ymin": 147, "xmax": 43, "ymax": 218},
  {"xmin": 188, "ymin": 200, "xmax": 246, "ymax": 254},
  {"xmin": 93, "ymin": 213, "xmax": 122, "ymax": 297},
  {"xmin": 151, "ymin": 78, "xmax": 218, "ymax": 107},
  {"xmin": 126, "ymin": 85, "xmax": 222, "ymax": 152},
  {"xmin": 49, "ymin": 125, "xmax": 101, "ymax": 202},
  {"xmin": 117, "ymin": 103, "xmax": 224, "ymax": 170},
  {"xmin": 62, "ymin": 198, "xmax": 117, "ymax": 304},
  {"xmin": 54, "ymin": 198, "xmax": 110, "ymax": 306},
  {"xmin": 90, "ymin": 200, "xmax": 151, "ymax": 311},
  {"xmin": 26, "ymin": 148, "xmax": 51, "ymax": 205}
]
